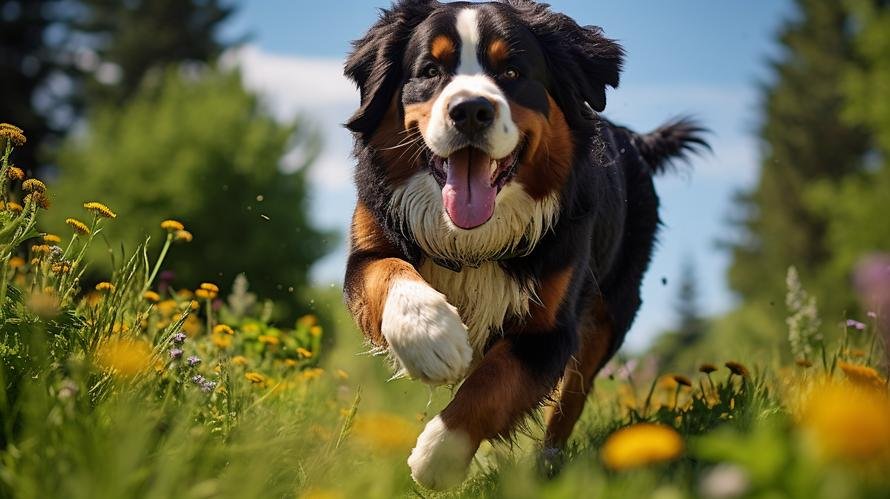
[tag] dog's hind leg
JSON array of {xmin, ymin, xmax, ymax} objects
[{"xmin": 540, "ymin": 296, "xmax": 617, "ymax": 472}]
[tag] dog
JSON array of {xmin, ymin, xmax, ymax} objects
[{"xmin": 342, "ymin": 0, "xmax": 707, "ymax": 489}]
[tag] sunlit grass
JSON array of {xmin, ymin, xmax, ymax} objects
[{"xmin": 2, "ymin": 125, "xmax": 890, "ymax": 498}]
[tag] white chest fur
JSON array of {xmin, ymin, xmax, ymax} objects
[
  {"xmin": 390, "ymin": 172, "xmax": 558, "ymax": 354},
  {"xmin": 418, "ymin": 259, "xmax": 533, "ymax": 354}
]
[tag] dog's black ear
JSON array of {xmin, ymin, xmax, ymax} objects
[
  {"xmin": 344, "ymin": 0, "xmax": 438, "ymax": 136},
  {"xmin": 509, "ymin": 1, "xmax": 623, "ymax": 121}
]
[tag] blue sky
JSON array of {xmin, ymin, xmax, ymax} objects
[{"xmin": 225, "ymin": 0, "xmax": 795, "ymax": 350}]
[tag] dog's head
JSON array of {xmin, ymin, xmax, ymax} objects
[{"xmin": 346, "ymin": 0, "xmax": 622, "ymax": 234}]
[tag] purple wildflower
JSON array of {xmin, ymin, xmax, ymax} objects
[
  {"xmin": 868, "ymin": 311, "xmax": 878, "ymax": 319},
  {"xmin": 187, "ymin": 355, "xmax": 201, "ymax": 367},
  {"xmin": 172, "ymin": 332, "xmax": 187, "ymax": 344},
  {"xmin": 200, "ymin": 380, "xmax": 217, "ymax": 393},
  {"xmin": 846, "ymin": 319, "xmax": 866, "ymax": 331},
  {"xmin": 169, "ymin": 348, "xmax": 183, "ymax": 360},
  {"xmin": 191, "ymin": 374, "xmax": 206, "ymax": 385}
]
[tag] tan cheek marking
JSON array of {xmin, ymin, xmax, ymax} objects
[
  {"xmin": 367, "ymin": 96, "xmax": 423, "ymax": 185},
  {"xmin": 431, "ymin": 35, "xmax": 456, "ymax": 66},
  {"xmin": 487, "ymin": 39, "xmax": 510, "ymax": 68},
  {"xmin": 525, "ymin": 266, "xmax": 574, "ymax": 331},
  {"xmin": 511, "ymin": 94, "xmax": 574, "ymax": 200}
]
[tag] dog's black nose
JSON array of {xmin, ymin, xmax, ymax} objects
[{"xmin": 448, "ymin": 96, "xmax": 495, "ymax": 136}]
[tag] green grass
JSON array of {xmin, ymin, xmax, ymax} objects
[{"xmin": 2, "ymin": 129, "xmax": 890, "ymax": 499}]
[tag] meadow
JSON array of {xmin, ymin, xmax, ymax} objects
[{"xmin": 1, "ymin": 123, "xmax": 889, "ymax": 499}]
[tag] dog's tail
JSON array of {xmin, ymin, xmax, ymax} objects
[{"xmin": 633, "ymin": 116, "xmax": 710, "ymax": 175}]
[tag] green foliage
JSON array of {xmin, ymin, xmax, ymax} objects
[
  {"xmin": 727, "ymin": 0, "xmax": 871, "ymax": 332},
  {"xmin": 49, "ymin": 69, "xmax": 333, "ymax": 311}
]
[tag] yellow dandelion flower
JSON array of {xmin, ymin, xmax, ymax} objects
[
  {"xmin": 30, "ymin": 244, "xmax": 51, "ymax": 254},
  {"xmin": 245, "ymin": 371, "xmax": 266, "ymax": 384},
  {"xmin": 51, "ymin": 261, "xmax": 72, "ymax": 274},
  {"xmin": 188, "ymin": 299, "xmax": 199, "ymax": 311},
  {"xmin": 6, "ymin": 166, "xmax": 24, "ymax": 180},
  {"xmin": 26, "ymin": 290, "xmax": 60, "ymax": 318},
  {"xmin": 174, "ymin": 229, "xmax": 193, "ymax": 242},
  {"xmin": 157, "ymin": 299, "xmax": 177, "ymax": 316},
  {"xmin": 8, "ymin": 256, "xmax": 25, "ymax": 269},
  {"xmin": 296, "ymin": 347, "xmax": 313, "ymax": 359},
  {"xmin": 672, "ymin": 374, "xmax": 692, "ymax": 387},
  {"xmin": 182, "ymin": 315, "xmax": 201, "ymax": 336},
  {"xmin": 309, "ymin": 325, "xmax": 322, "ymax": 338},
  {"xmin": 0, "ymin": 123, "xmax": 23, "ymax": 133},
  {"xmin": 258, "ymin": 334, "xmax": 280, "ymax": 346},
  {"xmin": 212, "ymin": 324, "xmax": 234, "ymax": 335},
  {"xmin": 801, "ymin": 382, "xmax": 890, "ymax": 464},
  {"xmin": 601, "ymin": 423, "xmax": 684, "ymax": 470},
  {"xmin": 725, "ymin": 361, "xmax": 749, "ymax": 377},
  {"xmin": 95, "ymin": 339, "xmax": 152, "ymax": 378},
  {"xmin": 24, "ymin": 192, "xmax": 50, "ymax": 210},
  {"xmin": 838, "ymin": 362, "xmax": 886, "ymax": 390},
  {"xmin": 160, "ymin": 219, "xmax": 185, "ymax": 232},
  {"xmin": 83, "ymin": 201, "xmax": 117, "ymax": 219},
  {"xmin": 0, "ymin": 123, "xmax": 27, "ymax": 146},
  {"xmin": 199, "ymin": 282, "xmax": 219, "ymax": 293},
  {"xmin": 21, "ymin": 178, "xmax": 46, "ymax": 193},
  {"xmin": 335, "ymin": 369, "xmax": 349, "ymax": 380},
  {"xmin": 6, "ymin": 201, "xmax": 23, "ymax": 214},
  {"xmin": 284, "ymin": 358, "xmax": 298, "ymax": 367},
  {"xmin": 65, "ymin": 218, "xmax": 91, "ymax": 235},
  {"xmin": 301, "ymin": 367, "xmax": 324, "ymax": 381},
  {"xmin": 232, "ymin": 355, "xmax": 248, "ymax": 366},
  {"xmin": 95, "ymin": 281, "xmax": 115, "ymax": 293},
  {"xmin": 43, "ymin": 234, "xmax": 62, "ymax": 244},
  {"xmin": 142, "ymin": 290, "xmax": 160, "ymax": 303},
  {"xmin": 111, "ymin": 322, "xmax": 129, "ymax": 334},
  {"xmin": 699, "ymin": 363, "xmax": 717, "ymax": 374},
  {"xmin": 195, "ymin": 288, "xmax": 216, "ymax": 300},
  {"xmin": 176, "ymin": 289, "xmax": 193, "ymax": 299},
  {"xmin": 212, "ymin": 333, "xmax": 232, "ymax": 349},
  {"xmin": 297, "ymin": 314, "xmax": 317, "ymax": 328},
  {"xmin": 351, "ymin": 413, "xmax": 417, "ymax": 454}
]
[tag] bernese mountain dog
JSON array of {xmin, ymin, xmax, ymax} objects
[{"xmin": 342, "ymin": 0, "xmax": 708, "ymax": 489}]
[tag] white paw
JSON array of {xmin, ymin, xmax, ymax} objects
[
  {"xmin": 408, "ymin": 416, "xmax": 476, "ymax": 490},
  {"xmin": 382, "ymin": 279, "xmax": 473, "ymax": 384}
]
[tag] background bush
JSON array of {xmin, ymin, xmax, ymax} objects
[{"xmin": 47, "ymin": 69, "xmax": 333, "ymax": 314}]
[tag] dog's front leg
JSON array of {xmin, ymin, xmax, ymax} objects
[
  {"xmin": 344, "ymin": 203, "xmax": 472, "ymax": 384},
  {"xmin": 408, "ymin": 323, "xmax": 577, "ymax": 489}
]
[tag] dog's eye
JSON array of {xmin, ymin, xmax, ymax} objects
[
  {"xmin": 502, "ymin": 68, "xmax": 520, "ymax": 80},
  {"xmin": 423, "ymin": 65, "xmax": 441, "ymax": 78}
]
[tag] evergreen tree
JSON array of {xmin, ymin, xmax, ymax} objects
[
  {"xmin": 674, "ymin": 256, "xmax": 705, "ymax": 348},
  {"xmin": 75, "ymin": 0, "xmax": 236, "ymax": 106},
  {"xmin": 0, "ymin": 0, "xmax": 80, "ymax": 173},
  {"xmin": 727, "ymin": 0, "xmax": 870, "ymax": 327}
]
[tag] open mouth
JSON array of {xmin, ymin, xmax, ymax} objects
[{"xmin": 426, "ymin": 144, "xmax": 523, "ymax": 230}]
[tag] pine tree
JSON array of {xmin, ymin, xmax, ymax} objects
[
  {"xmin": 674, "ymin": 256, "xmax": 705, "ymax": 348},
  {"xmin": 75, "ymin": 0, "xmax": 236, "ymax": 106},
  {"xmin": 0, "ymin": 0, "xmax": 81, "ymax": 174},
  {"xmin": 727, "ymin": 0, "xmax": 870, "ymax": 326}
]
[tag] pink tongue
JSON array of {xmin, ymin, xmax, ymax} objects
[{"xmin": 442, "ymin": 148, "xmax": 496, "ymax": 229}]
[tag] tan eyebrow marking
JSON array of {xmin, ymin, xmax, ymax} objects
[
  {"xmin": 430, "ymin": 35, "xmax": 456, "ymax": 64},
  {"xmin": 487, "ymin": 39, "xmax": 510, "ymax": 66}
]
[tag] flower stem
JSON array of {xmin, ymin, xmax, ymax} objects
[{"xmin": 143, "ymin": 233, "xmax": 173, "ymax": 293}]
